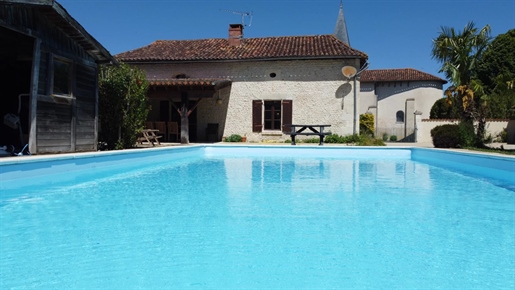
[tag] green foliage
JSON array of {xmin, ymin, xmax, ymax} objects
[
  {"xmin": 382, "ymin": 133, "xmax": 388, "ymax": 141},
  {"xmin": 431, "ymin": 22, "xmax": 492, "ymax": 147},
  {"xmin": 389, "ymin": 135, "xmax": 397, "ymax": 142},
  {"xmin": 496, "ymin": 128, "xmax": 508, "ymax": 143},
  {"xmin": 475, "ymin": 29, "xmax": 515, "ymax": 119},
  {"xmin": 359, "ymin": 113, "xmax": 375, "ymax": 136},
  {"xmin": 430, "ymin": 124, "xmax": 462, "ymax": 148},
  {"xmin": 344, "ymin": 134, "xmax": 363, "ymax": 144},
  {"xmin": 432, "ymin": 21, "xmax": 491, "ymax": 87},
  {"xmin": 323, "ymin": 134, "xmax": 385, "ymax": 146},
  {"xmin": 303, "ymin": 138, "xmax": 320, "ymax": 143},
  {"xmin": 324, "ymin": 134, "xmax": 344, "ymax": 143},
  {"xmin": 458, "ymin": 121, "xmax": 476, "ymax": 147},
  {"xmin": 476, "ymin": 29, "xmax": 515, "ymax": 92},
  {"xmin": 430, "ymin": 98, "xmax": 459, "ymax": 119},
  {"xmin": 224, "ymin": 134, "xmax": 242, "ymax": 142},
  {"xmin": 98, "ymin": 63, "xmax": 150, "ymax": 150},
  {"xmin": 357, "ymin": 135, "xmax": 386, "ymax": 146}
]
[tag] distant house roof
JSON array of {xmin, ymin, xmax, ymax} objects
[
  {"xmin": 1, "ymin": 0, "xmax": 114, "ymax": 64},
  {"xmin": 361, "ymin": 68, "xmax": 447, "ymax": 83},
  {"xmin": 116, "ymin": 35, "xmax": 368, "ymax": 63}
]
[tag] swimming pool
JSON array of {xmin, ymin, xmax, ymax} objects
[{"xmin": 1, "ymin": 146, "xmax": 514, "ymax": 289}]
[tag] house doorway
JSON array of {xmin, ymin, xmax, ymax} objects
[{"xmin": 0, "ymin": 26, "xmax": 34, "ymax": 151}]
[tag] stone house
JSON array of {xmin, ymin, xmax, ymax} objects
[
  {"xmin": 116, "ymin": 24, "xmax": 368, "ymax": 143},
  {"xmin": 359, "ymin": 68, "xmax": 447, "ymax": 141}
]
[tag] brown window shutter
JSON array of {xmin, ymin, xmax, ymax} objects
[
  {"xmin": 252, "ymin": 100, "xmax": 263, "ymax": 132},
  {"xmin": 282, "ymin": 100, "xmax": 292, "ymax": 133}
]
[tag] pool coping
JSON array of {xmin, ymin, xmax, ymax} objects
[{"xmin": 1, "ymin": 143, "xmax": 514, "ymax": 166}]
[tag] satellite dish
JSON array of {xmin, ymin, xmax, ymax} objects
[{"xmin": 342, "ymin": 66, "xmax": 357, "ymax": 78}]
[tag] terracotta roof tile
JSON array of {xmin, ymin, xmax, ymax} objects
[
  {"xmin": 149, "ymin": 78, "xmax": 231, "ymax": 87},
  {"xmin": 116, "ymin": 35, "xmax": 367, "ymax": 62},
  {"xmin": 360, "ymin": 68, "xmax": 447, "ymax": 83}
]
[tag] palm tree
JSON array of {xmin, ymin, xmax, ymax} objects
[{"xmin": 431, "ymin": 21, "xmax": 491, "ymax": 146}]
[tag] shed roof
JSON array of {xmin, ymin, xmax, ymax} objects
[
  {"xmin": 2, "ymin": 0, "xmax": 114, "ymax": 63},
  {"xmin": 116, "ymin": 35, "xmax": 368, "ymax": 63},
  {"xmin": 360, "ymin": 68, "xmax": 447, "ymax": 83}
]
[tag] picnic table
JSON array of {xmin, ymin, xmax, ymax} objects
[
  {"xmin": 288, "ymin": 124, "xmax": 332, "ymax": 146},
  {"xmin": 137, "ymin": 129, "xmax": 162, "ymax": 146}
]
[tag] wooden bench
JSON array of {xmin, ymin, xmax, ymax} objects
[
  {"xmin": 137, "ymin": 129, "xmax": 162, "ymax": 146},
  {"xmin": 288, "ymin": 124, "xmax": 332, "ymax": 146}
]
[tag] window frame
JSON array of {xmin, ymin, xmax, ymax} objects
[
  {"xmin": 264, "ymin": 100, "xmax": 282, "ymax": 131},
  {"xmin": 252, "ymin": 99, "xmax": 292, "ymax": 133},
  {"xmin": 396, "ymin": 110, "xmax": 405, "ymax": 123},
  {"xmin": 48, "ymin": 54, "xmax": 74, "ymax": 100}
]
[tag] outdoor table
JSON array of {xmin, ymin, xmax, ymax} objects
[{"xmin": 288, "ymin": 124, "xmax": 332, "ymax": 146}]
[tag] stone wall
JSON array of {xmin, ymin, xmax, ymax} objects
[{"xmin": 139, "ymin": 59, "xmax": 361, "ymax": 142}]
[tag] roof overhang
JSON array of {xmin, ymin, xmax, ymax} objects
[
  {"xmin": 149, "ymin": 78, "xmax": 232, "ymax": 91},
  {"xmin": 2, "ymin": 0, "xmax": 115, "ymax": 64}
]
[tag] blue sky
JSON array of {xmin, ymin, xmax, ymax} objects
[{"xmin": 59, "ymin": 0, "xmax": 514, "ymax": 82}]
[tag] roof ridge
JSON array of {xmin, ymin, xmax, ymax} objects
[{"xmin": 116, "ymin": 34, "xmax": 368, "ymax": 62}]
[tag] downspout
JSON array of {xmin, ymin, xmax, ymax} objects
[
  {"xmin": 353, "ymin": 76, "xmax": 357, "ymax": 135},
  {"xmin": 352, "ymin": 76, "xmax": 358, "ymax": 135},
  {"xmin": 353, "ymin": 62, "xmax": 370, "ymax": 135}
]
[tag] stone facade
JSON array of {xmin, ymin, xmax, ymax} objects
[{"xmin": 139, "ymin": 59, "xmax": 361, "ymax": 142}]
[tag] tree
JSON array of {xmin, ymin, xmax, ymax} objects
[
  {"xmin": 430, "ymin": 98, "xmax": 459, "ymax": 119},
  {"xmin": 98, "ymin": 63, "xmax": 150, "ymax": 150},
  {"xmin": 431, "ymin": 21, "xmax": 491, "ymax": 146},
  {"xmin": 476, "ymin": 29, "xmax": 515, "ymax": 119}
]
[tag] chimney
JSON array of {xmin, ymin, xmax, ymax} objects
[{"xmin": 228, "ymin": 24, "xmax": 243, "ymax": 46}]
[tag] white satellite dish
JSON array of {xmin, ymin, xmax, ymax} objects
[{"xmin": 342, "ymin": 66, "xmax": 357, "ymax": 79}]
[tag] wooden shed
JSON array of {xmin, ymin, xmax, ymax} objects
[{"xmin": 0, "ymin": 0, "xmax": 114, "ymax": 154}]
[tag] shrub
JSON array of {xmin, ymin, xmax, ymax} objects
[
  {"xmin": 98, "ymin": 62, "xmax": 150, "ymax": 150},
  {"xmin": 224, "ymin": 134, "xmax": 242, "ymax": 142},
  {"xmin": 389, "ymin": 135, "xmax": 397, "ymax": 142},
  {"xmin": 342, "ymin": 134, "xmax": 362, "ymax": 144},
  {"xmin": 382, "ymin": 133, "xmax": 389, "ymax": 141},
  {"xmin": 360, "ymin": 113, "xmax": 375, "ymax": 136},
  {"xmin": 354, "ymin": 134, "xmax": 386, "ymax": 146},
  {"xmin": 302, "ymin": 138, "xmax": 319, "ymax": 143},
  {"xmin": 325, "ymin": 134, "xmax": 344, "ymax": 143},
  {"xmin": 458, "ymin": 121, "xmax": 476, "ymax": 147},
  {"xmin": 430, "ymin": 124, "xmax": 461, "ymax": 148},
  {"xmin": 496, "ymin": 128, "xmax": 508, "ymax": 142}
]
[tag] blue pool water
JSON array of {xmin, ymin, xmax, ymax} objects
[{"xmin": 0, "ymin": 146, "xmax": 514, "ymax": 289}]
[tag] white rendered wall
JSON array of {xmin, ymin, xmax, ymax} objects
[
  {"xmin": 360, "ymin": 80, "xmax": 443, "ymax": 138},
  {"xmin": 417, "ymin": 119, "xmax": 510, "ymax": 143}
]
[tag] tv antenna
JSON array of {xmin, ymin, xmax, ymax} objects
[{"xmin": 220, "ymin": 9, "xmax": 253, "ymax": 27}]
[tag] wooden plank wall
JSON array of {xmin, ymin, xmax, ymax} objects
[
  {"xmin": 75, "ymin": 64, "xmax": 97, "ymax": 151},
  {"xmin": 1, "ymin": 5, "xmax": 100, "ymax": 154}
]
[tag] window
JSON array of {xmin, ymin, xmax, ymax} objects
[
  {"xmin": 396, "ymin": 110, "xmax": 405, "ymax": 123},
  {"xmin": 264, "ymin": 101, "xmax": 281, "ymax": 130},
  {"xmin": 252, "ymin": 100, "xmax": 292, "ymax": 133},
  {"xmin": 52, "ymin": 57, "xmax": 72, "ymax": 97}
]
